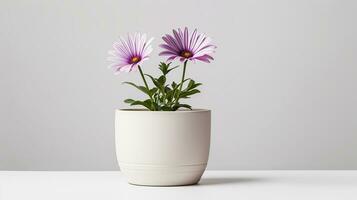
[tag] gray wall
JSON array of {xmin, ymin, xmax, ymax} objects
[{"xmin": 1, "ymin": 0, "xmax": 356, "ymax": 170}]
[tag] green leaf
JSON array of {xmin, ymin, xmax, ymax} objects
[
  {"xmin": 184, "ymin": 79, "xmax": 202, "ymax": 91},
  {"xmin": 171, "ymin": 81, "xmax": 177, "ymax": 89},
  {"xmin": 152, "ymin": 101, "xmax": 159, "ymax": 111},
  {"xmin": 145, "ymin": 74, "xmax": 161, "ymax": 89},
  {"xmin": 159, "ymin": 62, "xmax": 179, "ymax": 75},
  {"xmin": 124, "ymin": 99, "xmax": 135, "ymax": 104},
  {"xmin": 173, "ymin": 104, "xmax": 192, "ymax": 110},
  {"xmin": 187, "ymin": 79, "xmax": 195, "ymax": 89},
  {"xmin": 161, "ymin": 106, "xmax": 173, "ymax": 111},
  {"xmin": 179, "ymin": 89, "xmax": 201, "ymax": 98},
  {"xmin": 166, "ymin": 65, "xmax": 179, "ymax": 74},
  {"xmin": 123, "ymin": 82, "xmax": 150, "ymax": 95},
  {"xmin": 165, "ymin": 87, "xmax": 174, "ymax": 102},
  {"xmin": 193, "ymin": 82, "xmax": 202, "ymax": 89},
  {"xmin": 157, "ymin": 75, "xmax": 166, "ymax": 86},
  {"xmin": 164, "ymin": 86, "xmax": 171, "ymax": 93},
  {"xmin": 178, "ymin": 78, "xmax": 190, "ymax": 86},
  {"xmin": 158, "ymin": 62, "xmax": 170, "ymax": 75},
  {"xmin": 130, "ymin": 99, "xmax": 153, "ymax": 110},
  {"xmin": 149, "ymin": 88, "xmax": 158, "ymax": 95}
]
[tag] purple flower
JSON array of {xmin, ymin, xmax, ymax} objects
[
  {"xmin": 159, "ymin": 27, "xmax": 216, "ymax": 63},
  {"xmin": 108, "ymin": 33, "xmax": 153, "ymax": 74}
]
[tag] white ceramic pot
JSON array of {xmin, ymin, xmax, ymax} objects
[{"xmin": 115, "ymin": 109, "xmax": 211, "ymax": 186}]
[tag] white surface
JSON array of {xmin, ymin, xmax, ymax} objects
[
  {"xmin": 1, "ymin": 171, "xmax": 357, "ymax": 200},
  {"xmin": 116, "ymin": 109, "xmax": 210, "ymax": 185},
  {"xmin": 1, "ymin": 0, "xmax": 357, "ymax": 170}
]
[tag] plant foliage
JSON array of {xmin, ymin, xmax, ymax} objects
[{"xmin": 123, "ymin": 62, "xmax": 201, "ymax": 111}]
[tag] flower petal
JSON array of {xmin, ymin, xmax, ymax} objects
[
  {"xmin": 183, "ymin": 27, "xmax": 189, "ymax": 50},
  {"xmin": 159, "ymin": 28, "xmax": 216, "ymax": 63},
  {"xmin": 159, "ymin": 51, "xmax": 177, "ymax": 56},
  {"xmin": 193, "ymin": 55, "xmax": 213, "ymax": 63},
  {"xmin": 108, "ymin": 33, "xmax": 153, "ymax": 74},
  {"xmin": 162, "ymin": 35, "xmax": 181, "ymax": 52},
  {"xmin": 159, "ymin": 44, "xmax": 178, "ymax": 53},
  {"xmin": 173, "ymin": 29, "xmax": 184, "ymax": 50}
]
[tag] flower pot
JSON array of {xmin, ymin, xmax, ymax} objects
[{"xmin": 115, "ymin": 109, "xmax": 211, "ymax": 186}]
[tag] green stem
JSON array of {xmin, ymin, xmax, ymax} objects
[
  {"xmin": 138, "ymin": 65, "xmax": 155, "ymax": 110},
  {"xmin": 138, "ymin": 66, "xmax": 149, "ymax": 89},
  {"xmin": 175, "ymin": 60, "xmax": 188, "ymax": 104}
]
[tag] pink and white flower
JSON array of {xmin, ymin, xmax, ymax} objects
[
  {"xmin": 159, "ymin": 27, "xmax": 216, "ymax": 63},
  {"xmin": 108, "ymin": 33, "xmax": 153, "ymax": 74}
]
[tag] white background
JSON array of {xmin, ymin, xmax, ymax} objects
[{"xmin": 1, "ymin": 0, "xmax": 356, "ymax": 170}]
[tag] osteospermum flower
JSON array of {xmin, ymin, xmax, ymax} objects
[
  {"xmin": 108, "ymin": 33, "xmax": 153, "ymax": 74},
  {"xmin": 159, "ymin": 27, "xmax": 216, "ymax": 63}
]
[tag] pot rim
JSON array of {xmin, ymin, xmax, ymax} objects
[{"xmin": 116, "ymin": 108, "xmax": 210, "ymax": 113}]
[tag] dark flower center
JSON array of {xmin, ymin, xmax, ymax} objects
[
  {"xmin": 130, "ymin": 56, "xmax": 141, "ymax": 64},
  {"xmin": 180, "ymin": 50, "xmax": 193, "ymax": 58}
]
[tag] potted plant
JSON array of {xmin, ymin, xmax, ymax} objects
[{"xmin": 108, "ymin": 27, "xmax": 216, "ymax": 186}]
